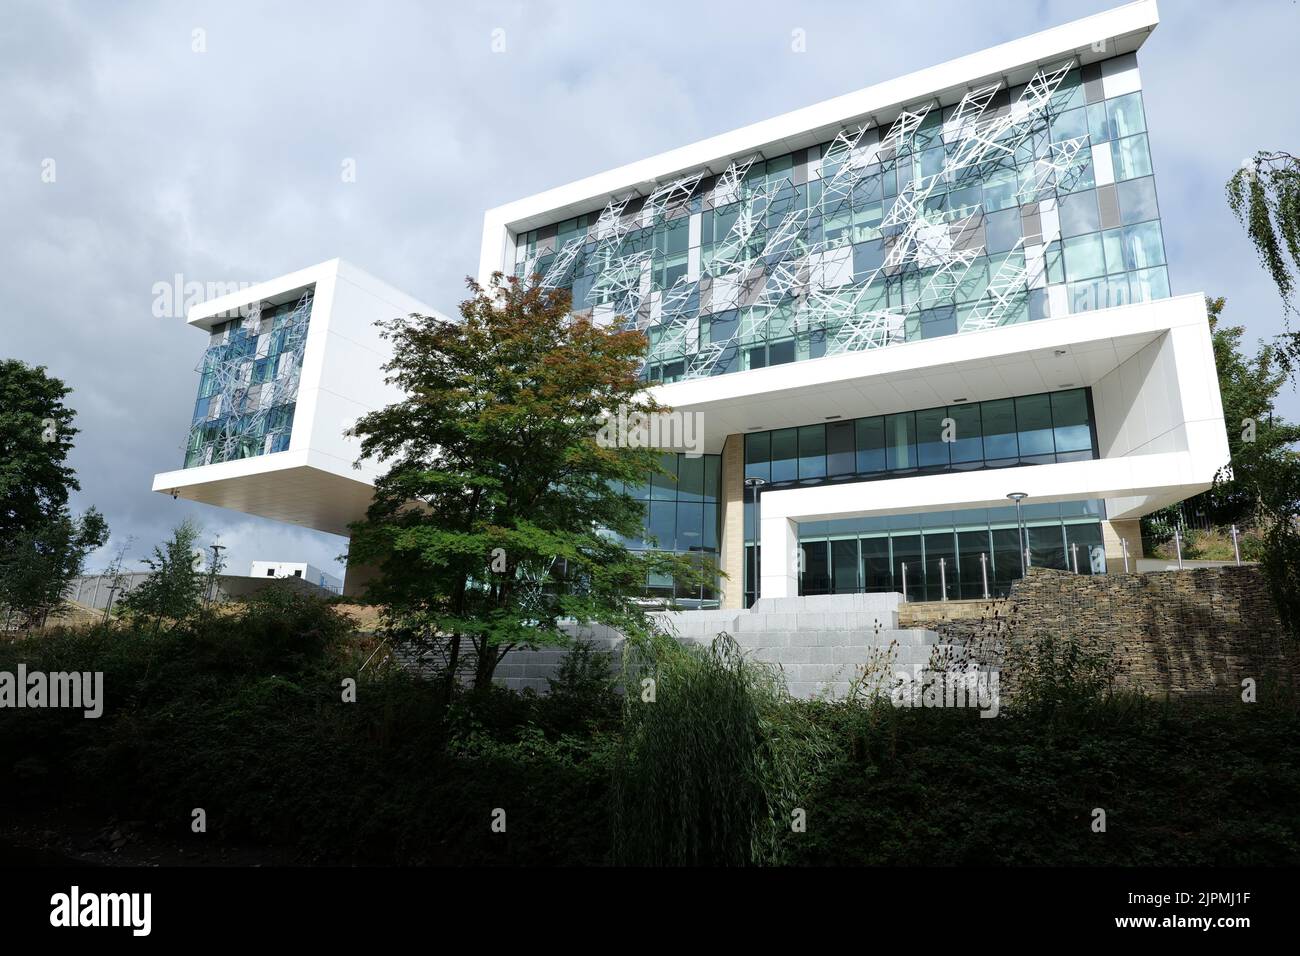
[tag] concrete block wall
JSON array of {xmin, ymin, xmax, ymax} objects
[{"xmin": 491, "ymin": 592, "xmax": 936, "ymax": 700}]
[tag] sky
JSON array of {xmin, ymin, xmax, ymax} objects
[{"xmin": 2, "ymin": 0, "xmax": 1298, "ymax": 581}]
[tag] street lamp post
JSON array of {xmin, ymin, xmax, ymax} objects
[
  {"xmin": 206, "ymin": 543, "xmax": 227, "ymax": 607},
  {"xmin": 1007, "ymin": 493, "xmax": 1028, "ymax": 578}
]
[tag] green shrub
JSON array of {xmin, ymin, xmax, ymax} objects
[{"xmin": 612, "ymin": 631, "xmax": 828, "ymax": 866}]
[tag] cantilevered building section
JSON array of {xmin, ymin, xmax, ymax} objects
[
  {"xmin": 152, "ymin": 3, "xmax": 1226, "ymax": 606},
  {"xmin": 479, "ymin": 0, "xmax": 1229, "ymax": 607},
  {"xmin": 152, "ymin": 258, "xmax": 439, "ymax": 547}
]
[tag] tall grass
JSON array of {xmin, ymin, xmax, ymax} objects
[{"xmin": 612, "ymin": 631, "xmax": 827, "ymax": 866}]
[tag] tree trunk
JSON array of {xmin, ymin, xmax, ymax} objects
[
  {"xmin": 472, "ymin": 638, "xmax": 495, "ymax": 692},
  {"xmin": 442, "ymin": 632, "xmax": 462, "ymax": 706}
]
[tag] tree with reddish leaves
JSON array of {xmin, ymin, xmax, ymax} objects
[{"xmin": 348, "ymin": 275, "xmax": 713, "ymax": 698}]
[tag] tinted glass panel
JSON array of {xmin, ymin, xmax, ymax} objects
[
  {"xmin": 855, "ymin": 417, "xmax": 886, "ymax": 473},
  {"xmin": 827, "ymin": 421, "xmax": 855, "ymax": 476},
  {"xmin": 1015, "ymin": 395, "xmax": 1055, "ymax": 457}
]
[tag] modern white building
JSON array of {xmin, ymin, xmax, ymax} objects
[
  {"xmin": 154, "ymin": 0, "xmax": 1228, "ymax": 608},
  {"xmin": 249, "ymin": 561, "xmax": 343, "ymax": 593},
  {"xmin": 151, "ymin": 258, "xmax": 440, "ymax": 550}
]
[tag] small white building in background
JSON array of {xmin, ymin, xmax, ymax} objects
[{"xmin": 249, "ymin": 561, "xmax": 343, "ymax": 593}]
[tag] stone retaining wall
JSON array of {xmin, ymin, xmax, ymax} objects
[{"xmin": 909, "ymin": 566, "xmax": 1294, "ymax": 697}]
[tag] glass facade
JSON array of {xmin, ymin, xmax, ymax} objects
[
  {"xmin": 613, "ymin": 453, "xmax": 722, "ymax": 607},
  {"xmin": 513, "ymin": 60, "xmax": 1168, "ymax": 384},
  {"xmin": 184, "ymin": 289, "xmax": 313, "ymax": 469},
  {"xmin": 743, "ymin": 387, "xmax": 1098, "ymax": 487},
  {"xmin": 744, "ymin": 500, "xmax": 1107, "ymax": 605}
]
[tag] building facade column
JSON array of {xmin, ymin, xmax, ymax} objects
[
  {"xmin": 717, "ymin": 433, "xmax": 745, "ymax": 609},
  {"xmin": 1102, "ymin": 518, "xmax": 1142, "ymax": 569},
  {"xmin": 759, "ymin": 513, "xmax": 799, "ymax": 600}
]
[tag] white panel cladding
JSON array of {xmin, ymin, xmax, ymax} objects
[{"xmin": 1100, "ymin": 50, "xmax": 1142, "ymax": 98}]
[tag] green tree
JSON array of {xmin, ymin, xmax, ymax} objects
[
  {"xmin": 1228, "ymin": 151, "xmax": 1300, "ymax": 367},
  {"xmin": 0, "ymin": 360, "xmax": 108, "ymax": 628},
  {"xmin": 1148, "ymin": 297, "xmax": 1300, "ymax": 536},
  {"xmin": 118, "ymin": 520, "xmax": 205, "ymax": 633},
  {"xmin": 0, "ymin": 509, "xmax": 108, "ymax": 629},
  {"xmin": 348, "ymin": 275, "xmax": 711, "ymax": 698},
  {"xmin": 0, "ymin": 360, "xmax": 81, "ymax": 545}
]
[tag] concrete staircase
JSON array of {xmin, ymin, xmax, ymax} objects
[{"xmin": 493, "ymin": 593, "xmax": 941, "ymax": 700}]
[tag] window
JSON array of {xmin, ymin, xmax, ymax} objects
[
  {"xmin": 915, "ymin": 408, "xmax": 950, "ymax": 468},
  {"xmin": 1112, "ymin": 134, "xmax": 1153, "ymax": 181},
  {"xmin": 827, "ymin": 421, "xmax": 855, "ymax": 476},
  {"xmin": 856, "ymin": 418, "xmax": 886, "ymax": 474},
  {"xmin": 1106, "ymin": 92, "xmax": 1146, "ymax": 139},
  {"xmin": 1051, "ymin": 389, "xmax": 1092, "ymax": 454},
  {"xmin": 884, "ymin": 412, "xmax": 916, "ymax": 470},
  {"xmin": 771, "ymin": 428, "xmax": 798, "ymax": 482},
  {"xmin": 798, "ymin": 425, "xmax": 827, "ymax": 480},
  {"xmin": 1122, "ymin": 221, "xmax": 1166, "ymax": 271},
  {"xmin": 981, "ymin": 399, "xmax": 1018, "ymax": 462},
  {"xmin": 1117, "ymin": 176, "xmax": 1159, "ymax": 225},
  {"xmin": 947, "ymin": 403, "xmax": 983, "ymax": 466},
  {"xmin": 1064, "ymin": 233, "xmax": 1106, "ymax": 281},
  {"xmin": 1059, "ymin": 189, "xmax": 1101, "ymax": 238},
  {"xmin": 1015, "ymin": 394, "xmax": 1055, "ymax": 460}
]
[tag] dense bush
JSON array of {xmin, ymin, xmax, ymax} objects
[{"xmin": 2, "ymin": 596, "xmax": 1297, "ymax": 865}]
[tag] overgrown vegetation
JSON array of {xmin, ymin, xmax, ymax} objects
[
  {"xmin": 613, "ymin": 632, "xmax": 828, "ymax": 865},
  {"xmin": 2, "ymin": 598, "xmax": 1296, "ymax": 866}
]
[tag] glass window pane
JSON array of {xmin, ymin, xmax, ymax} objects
[
  {"xmin": 923, "ymin": 530, "xmax": 956, "ymax": 601},
  {"xmin": 948, "ymin": 404, "xmax": 983, "ymax": 464},
  {"xmin": 650, "ymin": 452, "xmax": 678, "ymax": 500},
  {"xmin": 958, "ymin": 529, "xmax": 992, "ymax": 599},
  {"xmin": 1112, "ymin": 133, "xmax": 1152, "ymax": 181},
  {"xmin": 1051, "ymin": 389, "xmax": 1093, "ymax": 453},
  {"xmin": 702, "ymin": 503, "xmax": 719, "ymax": 551},
  {"xmin": 827, "ymin": 421, "xmax": 855, "ymax": 476},
  {"xmin": 831, "ymin": 539, "xmax": 859, "ymax": 593},
  {"xmin": 855, "ymin": 417, "xmax": 886, "ymax": 474},
  {"xmin": 985, "ymin": 207, "xmax": 1022, "ymax": 253},
  {"xmin": 1028, "ymin": 524, "xmax": 1067, "ymax": 570},
  {"xmin": 915, "ymin": 408, "xmax": 950, "ymax": 468},
  {"xmin": 771, "ymin": 428, "xmax": 798, "ymax": 482},
  {"xmin": 744, "ymin": 431, "xmax": 771, "ymax": 482},
  {"xmin": 801, "ymin": 540, "xmax": 831, "ymax": 595},
  {"xmin": 884, "ymin": 412, "xmax": 916, "ymax": 470},
  {"xmin": 703, "ymin": 456, "xmax": 720, "ymax": 504},
  {"xmin": 1106, "ymin": 92, "xmax": 1146, "ymax": 139},
  {"xmin": 1059, "ymin": 189, "xmax": 1101, "ymax": 238},
  {"xmin": 648, "ymin": 499, "xmax": 675, "ymax": 549},
  {"xmin": 677, "ymin": 454, "xmax": 704, "ymax": 501},
  {"xmin": 1116, "ymin": 176, "xmax": 1159, "ymax": 225},
  {"xmin": 891, "ymin": 534, "xmax": 922, "ymax": 601},
  {"xmin": 1063, "ymin": 233, "xmax": 1106, "ymax": 281},
  {"xmin": 1130, "ymin": 265, "xmax": 1170, "ymax": 302},
  {"xmin": 1016, "ymin": 395, "xmax": 1055, "ymax": 457},
  {"xmin": 675, "ymin": 502, "xmax": 704, "ymax": 552},
  {"xmin": 860, "ymin": 536, "xmax": 891, "ymax": 592},
  {"xmin": 1122, "ymin": 221, "xmax": 1166, "ymax": 270},
  {"xmin": 981, "ymin": 398, "xmax": 1018, "ymax": 461},
  {"xmin": 798, "ymin": 424, "xmax": 826, "ymax": 479}
]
